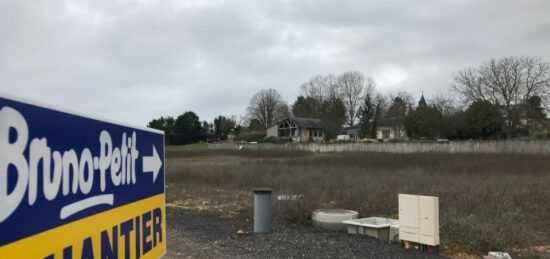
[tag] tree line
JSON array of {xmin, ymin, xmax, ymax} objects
[
  {"xmin": 148, "ymin": 56, "xmax": 550, "ymax": 144},
  {"xmin": 147, "ymin": 113, "xmax": 239, "ymax": 145}
]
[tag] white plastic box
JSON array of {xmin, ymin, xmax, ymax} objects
[{"xmin": 343, "ymin": 217, "xmax": 398, "ymax": 242}]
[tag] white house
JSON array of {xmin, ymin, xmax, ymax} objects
[
  {"xmin": 342, "ymin": 126, "xmax": 360, "ymax": 141},
  {"xmin": 376, "ymin": 125, "xmax": 407, "ymax": 141},
  {"xmin": 266, "ymin": 117, "xmax": 325, "ymax": 143}
]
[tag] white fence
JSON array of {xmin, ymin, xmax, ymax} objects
[{"xmin": 208, "ymin": 140, "xmax": 550, "ymax": 154}]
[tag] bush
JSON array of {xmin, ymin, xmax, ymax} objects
[
  {"xmin": 236, "ymin": 131, "xmax": 265, "ymax": 142},
  {"xmin": 261, "ymin": 136, "xmax": 292, "ymax": 143}
]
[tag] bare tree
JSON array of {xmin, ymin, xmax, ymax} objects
[
  {"xmin": 431, "ymin": 93, "xmax": 459, "ymax": 117},
  {"xmin": 357, "ymin": 78, "xmax": 378, "ymax": 138},
  {"xmin": 387, "ymin": 90, "xmax": 414, "ymax": 109},
  {"xmin": 365, "ymin": 77, "xmax": 376, "ymax": 97},
  {"xmin": 451, "ymin": 67, "xmax": 486, "ymax": 102},
  {"xmin": 451, "ymin": 56, "xmax": 550, "ymax": 137},
  {"xmin": 300, "ymin": 74, "xmax": 339, "ymax": 102},
  {"xmin": 231, "ymin": 114, "xmax": 246, "ymax": 136},
  {"xmin": 372, "ymin": 92, "xmax": 388, "ymax": 121},
  {"xmin": 246, "ymin": 89, "xmax": 290, "ymax": 129},
  {"xmin": 337, "ymin": 71, "xmax": 365, "ymax": 127},
  {"xmin": 520, "ymin": 57, "xmax": 550, "ymax": 104}
]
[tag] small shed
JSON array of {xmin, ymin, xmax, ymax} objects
[{"xmin": 266, "ymin": 117, "xmax": 325, "ymax": 143}]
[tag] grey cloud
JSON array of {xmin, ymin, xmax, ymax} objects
[{"xmin": 1, "ymin": 0, "xmax": 549, "ymax": 125}]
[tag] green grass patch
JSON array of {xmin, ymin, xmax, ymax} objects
[{"xmin": 166, "ymin": 143, "xmax": 208, "ymax": 151}]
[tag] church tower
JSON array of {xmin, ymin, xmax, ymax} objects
[{"xmin": 418, "ymin": 92, "xmax": 427, "ymax": 108}]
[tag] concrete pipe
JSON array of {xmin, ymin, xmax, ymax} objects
[
  {"xmin": 312, "ymin": 209, "xmax": 358, "ymax": 232},
  {"xmin": 253, "ymin": 188, "xmax": 272, "ymax": 233}
]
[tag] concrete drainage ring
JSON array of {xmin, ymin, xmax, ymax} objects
[{"xmin": 312, "ymin": 209, "xmax": 359, "ymax": 232}]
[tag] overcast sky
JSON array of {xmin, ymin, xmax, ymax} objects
[{"xmin": 1, "ymin": 0, "xmax": 549, "ymax": 126}]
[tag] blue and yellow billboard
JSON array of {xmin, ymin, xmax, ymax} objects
[{"xmin": 0, "ymin": 94, "xmax": 166, "ymax": 258}]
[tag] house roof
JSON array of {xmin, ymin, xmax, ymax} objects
[
  {"xmin": 271, "ymin": 117, "xmax": 323, "ymax": 129},
  {"xmin": 291, "ymin": 117, "xmax": 323, "ymax": 129}
]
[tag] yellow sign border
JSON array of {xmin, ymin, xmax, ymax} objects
[{"xmin": 0, "ymin": 194, "xmax": 166, "ymax": 259}]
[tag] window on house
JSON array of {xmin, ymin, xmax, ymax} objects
[
  {"xmin": 382, "ymin": 129, "xmax": 390, "ymax": 139},
  {"xmin": 278, "ymin": 120, "xmax": 297, "ymax": 137}
]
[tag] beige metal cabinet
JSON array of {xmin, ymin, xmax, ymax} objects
[
  {"xmin": 398, "ymin": 194, "xmax": 419, "ymax": 242},
  {"xmin": 398, "ymin": 194, "xmax": 439, "ymax": 246},
  {"xmin": 419, "ymin": 196, "xmax": 439, "ymax": 246}
]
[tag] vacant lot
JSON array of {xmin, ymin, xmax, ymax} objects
[
  {"xmin": 166, "ymin": 149, "xmax": 550, "ymax": 258},
  {"xmin": 164, "ymin": 207, "xmax": 443, "ymax": 258}
]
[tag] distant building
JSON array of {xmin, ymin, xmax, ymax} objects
[
  {"xmin": 376, "ymin": 124, "xmax": 407, "ymax": 141},
  {"xmin": 500, "ymin": 104, "xmax": 549, "ymax": 135},
  {"xmin": 266, "ymin": 117, "xmax": 325, "ymax": 143},
  {"xmin": 418, "ymin": 92, "xmax": 428, "ymax": 108},
  {"xmin": 227, "ymin": 131, "xmax": 236, "ymax": 142},
  {"xmin": 342, "ymin": 126, "xmax": 360, "ymax": 141},
  {"xmin": 375, "ymin": 93, "xmax": 428, "ymax": 142}
]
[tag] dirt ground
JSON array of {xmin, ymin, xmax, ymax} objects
[{"xmin": 163, "ymin": 205, "xmax": 445, "ymax": 258}]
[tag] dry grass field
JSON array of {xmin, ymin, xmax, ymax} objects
[{"xmin": 165, "ymin": 149, "xmax": 550, "ymax": 258}]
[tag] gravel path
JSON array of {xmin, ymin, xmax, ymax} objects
[{"xmin": 165, "ymin": 207, "xmax": 446, "ymax": 259}]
